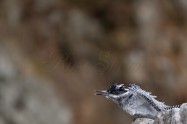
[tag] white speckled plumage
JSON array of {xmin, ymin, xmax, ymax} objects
[{"xmin": 96, "ymin": 83, "xmax": 181, "ymax": 119}]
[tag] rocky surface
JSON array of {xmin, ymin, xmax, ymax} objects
[
  {"xmin": 132, "ymin": 103, "xmax": 187, "ymax": 124},
  {"xmin": 132, "ymin": 118, "xmax": 154, "ymax": 124},
  {"xmin": 0, "ymin": 43, "xmax": 72, "ymax": 124}
]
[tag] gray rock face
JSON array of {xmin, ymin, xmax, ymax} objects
[
  {"xmin": 132, "ymin": 103, "xmax": 187, "ymax": 124},
  {"xmin": 0, "ymin": 44, "xmax": 72, "ymax": 124},
  {"xmin": 132, "ymin": 118, "xmax": 154, "ymax": 124}
]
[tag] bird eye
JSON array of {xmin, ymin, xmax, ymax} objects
[{"xmin": 119, "ymin": 87, "xmax": 124, "ymax": 91}]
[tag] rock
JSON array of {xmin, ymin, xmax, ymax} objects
[
  {"xmin": 132, "ymin": 118, "xmax": 154, "ymax": 124},
  {"xmin": 180, "ymin": 103, "xmax": 187, "ymax": 123},
  {"xmin": 0, "ymin": 43, "xmax": 72, "ymax": 124},
  {"xmin": 132, "ymin": 103, "xmax": 187, "ymax": 124}
]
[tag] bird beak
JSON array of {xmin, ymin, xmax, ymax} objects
[
  {"xmin": 95, "ymin": 90, "xmax": 120, "ymax": 100},
  {"xmin": 95, "ymin": 90, "xmax": 109, "ymax": 96}
]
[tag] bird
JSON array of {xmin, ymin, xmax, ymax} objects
[{"xmin": 95, "ymin": 83, "xmax": 181, "ymax": 120}]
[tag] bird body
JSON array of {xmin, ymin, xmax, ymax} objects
[{"xmin": 95, "ymin": 83, "xmax": 181, "ymax": 119}]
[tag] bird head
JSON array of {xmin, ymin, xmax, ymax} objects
[{"xmin": 95, "ymin": 83, "xmax": 128, "ymax": 102}]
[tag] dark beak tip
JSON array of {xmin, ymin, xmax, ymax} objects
[
  {"xmin": 94, "ymin": 93, "xmax": 101, "ymax": 95},
  {"xmin": 94, "ymin": 90, "xmax": 108, "ymax": 96}
]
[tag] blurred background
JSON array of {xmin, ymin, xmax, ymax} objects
[{"xmin": 0, "ymin": 0, "xmax": 187, "ymax": 124}]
